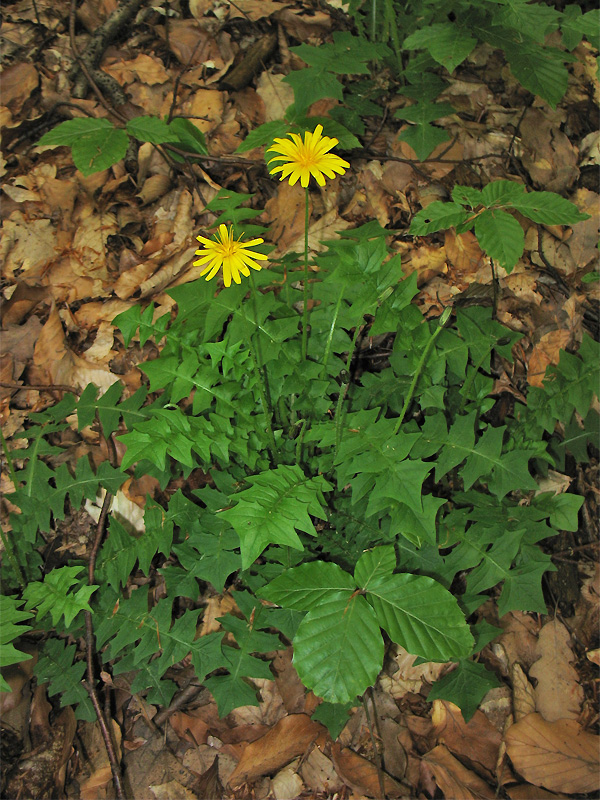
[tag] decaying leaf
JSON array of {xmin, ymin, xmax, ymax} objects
[
  {"xmin": 529, "ymin": 619, "xmax": 584, "ymax": 722},
  {"xmin": 227, "ymin": 714, "xmax": 327, "ymax": 787},
  {"xmin": 505, "ymin": 713, "xmax": 600, "ymax": 794},
  {"xmin": 422, "ymin": 744, "xmax": 495, "ymax": 799}
]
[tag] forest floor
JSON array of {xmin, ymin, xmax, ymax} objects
[{"xmin": 1, "ymin": 0, "xmax": 599, "ymax": 798}]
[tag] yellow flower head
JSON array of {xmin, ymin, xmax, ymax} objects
[
  {"xmin": 267, "ymin": 124, "xmax": 350, "ymax": 188},
  {"xmin": 194, "ymin": 224, "xmax": 267, "ymax": 287}
]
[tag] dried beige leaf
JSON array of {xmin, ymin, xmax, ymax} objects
[
  {"xmin": 227, "ymin": 714, "xmax": 327, "ymax": 787},
  {"xmin": 511, "ymin": 664, "xmax": 536, "ymax": 721},
  {"xmin": 422, "ymin": 744, "xmax": 495, "ymax": 800},
  {"xmin": 527, "ymin": 330, "xmax": 571, "ymax": 388},
  {"xmin": 505, "ymin": 713, "xmax": 600, "ymax": 794},
  {"xmin": 529, "ymin": 619, "xmax": 583, "ymax": 722}
]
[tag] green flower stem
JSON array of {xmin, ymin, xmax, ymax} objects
[
  {"xmin": 320, "ymin": 286, "xmax": 345, "ymax": 379},
  {"xmin": 392, "ymin": 308, "xmax": 452, "ymax": 435},
  {"xmin": 301, "ymin": 186, "xmax": 310, "ymax": 361},
  {"xmin": 248, "ymin": 273, "xmax": 278, "ymax": 462},
  {"xmin": 333, "ymin": 324, "xmax": 363, "ymax": 460},
  {"xmin": 247, "ymin": 339, "xmax": 278, "ymax": 463},
  {"xmin": 249, "ymin": 272, "xmax": 275, "ymax": 418},
  {"xmin": 295, "ymin": 418, "xmax": 307, "ymax": 466},
  {"xmin": 0, "ymin": 427, "xmax": 26, "ymax": 589}
]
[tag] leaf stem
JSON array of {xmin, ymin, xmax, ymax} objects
[
  {"xmin": 333, "ymin": 324, "xmax": 363, "ymax": 460},
  {"xmin": 320, "ymin": 286, "xmax": 344, "ymax": 379},
  {"xmin": 301, "ymin": 186, "xmax": 310, "ymax": 361},
  {"xmin": 392, "ymin": 308, "xmax": 451, "ymax": 435}
]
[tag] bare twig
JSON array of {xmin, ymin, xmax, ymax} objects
[
  {"xmin": 82, "ymin": 419, "xmax": 124, "ymax": 799},
  {"xmin": 69, "ymin": 0, "xmax": 128, "ymax": 122},
  {"xmin": 0, "ymin": 381, "xmax": 82, "ymax": 395}
]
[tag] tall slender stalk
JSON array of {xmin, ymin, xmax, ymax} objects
[
  {"xmin": 320, "ymin": 286, "xmax": 345, "ymax": 379},
  {"xmin": 301, "ymin": 186, "xmax": 310, "ymax": 361},
  {"xmin": 333, "ymin": 324, "xmax": 363, "ymax": 460},
  {"xmin": 392, "ymin": 308, "xmax": 451, "ymax": 435},
  {"xmin": 248, "ymin": 273, "xmax": 278, "ymax": 462}
]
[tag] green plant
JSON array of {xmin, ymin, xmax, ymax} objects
[
  {"xmin": 37, "ymin": 115, "xmax": 207, "ymax": 176},
  {"xmin": 409, "ymin": 179, "xmax": 590, "ymax": 272},
  {"xmin": 1, "ymin": 180, "xmax": 595, "ymax": 733}
]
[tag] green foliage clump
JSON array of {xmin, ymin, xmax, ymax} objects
[{"xmin": 1, "ymin": 185, "xmax": 595, "ymax": 729}]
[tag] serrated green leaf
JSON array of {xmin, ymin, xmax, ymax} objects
[
  {"xmin": 284, "ymin": 68, "xmax": 344, "ymax": 115},
  {"xmin": 35, "ymin": 639, "xmax": 95, "ymax": 721},
  {"xmin": 221, "ymin": 465, "xmax": 332, "ymax": 569},
  {"xmin": 291, "ymin": 32, "xmax": 389, "ymax": 74},
  {"xmin": 404, "ymin": 23, "xmax": 476, "ymax": 73},
  {"xmin": 76, "ymin": 381, "xmax": 124, "ymax": 437},
  {"xmin": 474, "ymin": 208, "xmax": 524, "ymax": 272},
  {"xmin": 497, "ymin": 548, "xmax": 556, "ymax": 616},
  {"xmin": 204, "ymin": 672, "xmax": 260, "ymax": 717},
  {"xmin": 394, "ymin": 102, "xmax": 455, "ymax": 125},
  {"xmin": 354, "ymin": 545, "xmax": 396, "ymax": 590},
  {"xmin": 39, "ymin": 117, "xmax": 129, "ymax": 176},
  {"xmin": 505, "ymin": 43, "xmax": 568, "ymax": 108},
  {"xmin": 452, "ymin": 185, "xmax": 483, "ymax": 208},
  {"xmin": 398, "ymin": 122, "xmax": 450, "ymax": 161},
  {"xmin": 427, "ymin": 659, "xmax": 501, "ymax": 721},
  {"xmin": 23, "ymin": 567, "xmax": 98, "ymax": 627},
  {"xmin": 238, "ymin": 120, "xmax": 289, "ymax": 153},
  {"xmin": 167, "ymin": 117, "xmax": 208, "ymax": 154},
  {"xmin": 409, "ymin": 202, "xmax": 470, "ymax": 235},
  {"xmin": 126, "ymin": 116, "xmax": 180, "ymax": 144},
  {"xmin": 366, "ymin": 573, "xmax": 474, "ymax": 662},
  {"xmin": 98, "ymin": 517, "xmax": 139, "ymax": 591},
  {"xmin": 261, "ymin": 561, "xmax": 355, "ymax": 611},
  {"xmin": 481, "ymin": 180, "xmax": 526, "ymax": 207},
  {"xmin": 293, "ymin": 591, "xmax": 384, "ymax": 703},
  {"xmin": 510, "ymin": 192, "xmax": 590, "ymax": 225},
  {"xmin": 312, "ymin": 701, "xmax": 354, "ymax": 739},
  {"xmin": 0, "ymin": 595, "xmax": 33, "ymax": 691}
]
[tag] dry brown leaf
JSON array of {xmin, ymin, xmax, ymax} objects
[
  {"xmin": 2, "ymin": 62, "xmax": 38, "ymax": 112},
  {"xmin": 200, "ymin": 594, "xmax": 238, "ymax": 635},
  {"xmin": 529, "ymin": 619, "xmax": 583, "ymax": 722},
  {"xmin": 79, "ymin": 719, "xmax": 122, "ymax": 800},
  {"xmin": 586, "ymin": 648, "xmax": 600, "ymax": 666},
  {"xmin": 505, "ymin": 784, "xmax": 569, "ymax": 799},
  {"xmin": 149, "ymin": 780, "xmax": 197, "ymax": 800},
  {"xmin": 227, "ymin": 714, "xmax": 327, "ymax": 787},
  {"xmin": 1, "ymin": 214, "xmax": 59, "ymax": 281},
  {"xmin": 505, "ymin": 713, "xmax": 600, "ymax": 794},
  {"xmin": 300, "ymin": 746, "xmax": 343, "ymax": 795},
  {"xmin": 330, "ymin": 742, "xmax": 406, "ymax": 798},
  {"xmin": 520, "ymin": 108, "xmax": 578, "ymax": 193},
  {"xmin": 527, "ymin": 330, "xmax": 571, "ymax": 388},
  {"xmin": 274, "ymin": 8, "xmax": 332, "ymax": 40},
  {"xmin": 256, "ymin": 71, "xmax": 295, "ymax": 123},
  {"xmin": 181, "ymin": 89, "xmax": 224, "ymax": 134},
  {"xmin": 272, "ymin": 648, "xmax": 306, "ymax": 714},
  {"xmin": 422, "ymin": 744, "xmax": 495, "ymax": 800},
  {"xmin": 378, "ymin": 645, "xmax": 447, "ymax": 698},
  {"xmin": 445, "ymin": 230, "xmax": 484, "ymax": 275},
  {"xmin": 511, "ymin": 664, "xmax": 536, "ymax": 722},
  {"xmin": 567, "ymin": 188, "xmax": 600, "ymax": 268},
  {"xmin": 431, "ymin": 700, "xmax": 502, "ymax": 782},
  {"xmin": 103, "ymin": 54, "xmax": 170, "ymax": 86},
  {"xmin": 271, "ymin": 760, "xmax": 304, "ymax": 800},
  {"xmin": 227, "ymin": 0, "xmax": 292, "ymax": 21}
]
